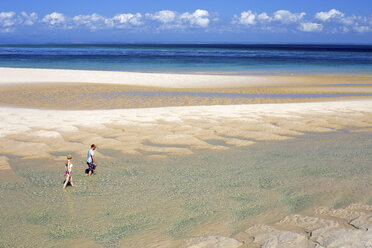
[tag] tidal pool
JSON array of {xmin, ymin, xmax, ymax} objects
[{"xmin": 1, "ymin": 130, "xmax": 372, "ymax": 247}]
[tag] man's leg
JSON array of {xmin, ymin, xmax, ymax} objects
[{"xmin": 88, "ymin": 163, "xmax": 93, "ymax": 176}]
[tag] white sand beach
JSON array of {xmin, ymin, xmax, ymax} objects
[
  {"xmin": 2, "ymin": 67, "xmax": 372, "ymax": 88},
  {"xmin": 0, "ymin": 67, "xmax": 274, "ymax": 88}
]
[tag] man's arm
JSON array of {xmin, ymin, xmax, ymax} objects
[{"xmin": 92, "ymin": 155, "xmax": 98, "ymax": 166}]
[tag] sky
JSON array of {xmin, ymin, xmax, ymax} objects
[{"xmin": 0, "ymin": 0, "xmax": 371, "ymax": 43}]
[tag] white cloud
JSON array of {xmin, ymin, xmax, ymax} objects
[
  {"xmin": 146, "ymin": 10, "xmax": 176, "ymax": 24},
  {"xmin": 353, "ymin": 25, "xmax": 371, "ymax": 33},
  {"xmin": 0, "ymin": 27, "xmax": 15, "ymax": 33},
  {"xmin": 0, "ymin": 11, "xmax": 18, "ymax": 32},
  {"xmin": 315, "ymin": 9, "xmax": 344, "ymax": 22},
  {"xmin": 232, "ymin": 11, "xmax": 274, "ymax": 25},
  {"xmin": 233, "ymin": 9, "xmax": 306, "ymax": 27},
  {"xmin": 231, "ymin": 9, "xmax": 372, "ymax": 34},
  {"xmin": 72, "ymin": 14, "xmax": 108, "ymax": 30},
  {"xmin": 112, "ymin": 13, "xmax": 143, "ymax": 26},
  {"xmin": 21, "ymin": 12, "xmax": 38, "ymax": 25},
  {"xmin": 341, "ymin": 16, "xmax": 355, "ymax": 26},
  {"xmin": 0, "ymin": 9, "xmax": 371, "ymax": 35},
  {"xmin": 180, "ymin": 9, "xmax": 210, "ymax": 28},
  {"xmin": 314, "ymin": 10, "xmax": 372, "ymax": 33},
  {"xmin": 273, "ymin": 10, "xmax": 305, "ymax": 23},
  {"xmin": 41, "ymin": 12, "xmax": 143, "ymax": 30},
  {"xmin": 42, "ymin": 12, "xmax": 68, "ymax": 28},
  {"xmin": 0, "ymin": 11, "xmax": 38, "ymax": 32},
  {"xmin": 298, "ymin": 22, "xmax": 323, "ymax": 32},
  {"xmin": 145, "ymin": 9, "xmax": 212, "ymax": 30},
  {"xmin": 233, "ymin": 10, "xmax": 256, "ymax": 25},
  {"xmin": 257, "ymin": 12, "xmax": 271, "ymax": 22}
]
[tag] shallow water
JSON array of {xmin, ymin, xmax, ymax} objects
[
  {"xmin": 94, "ymin": 91, "xmax": 372, "ymax": 99},
  {"xmin": 1, "ymin": 130, "xmax": 372, "ymax": 247},
  {"xmin": 1, "ymin": 82, "xmax": 372, "ymax": 110}
]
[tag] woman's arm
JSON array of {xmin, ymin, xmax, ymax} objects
[{"xmin": 66, "ymin": 160, "xmax": 72, "ymax": 173}]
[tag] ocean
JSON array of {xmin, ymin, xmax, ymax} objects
[{"xmin": 0, "ymin": 44, "xmax": 372, "ymax": 74}]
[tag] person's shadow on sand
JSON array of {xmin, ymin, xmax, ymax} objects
[
  {"xmin": 62, "ymin": 180, "xmax": 72, "ymax": 187},
  {"xmin": 85, "ymin": 168, "xmax": 95, "ymax": 175}
]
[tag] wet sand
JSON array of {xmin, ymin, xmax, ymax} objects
[
  {"xmin": 0, "ymin": 82, "xmax": 372, "ymax": 110},
  {"xmin": 0, "ymin": 68, "xmax": 372, "ymax": 247},
  {"xmin": 0, "ymin": 68, "xmax": 372, "ymax": 110}
]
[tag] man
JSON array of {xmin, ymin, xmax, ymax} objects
[{"xmin": 87, "ymin": 144, "xmax": 98, "ymax": 176}]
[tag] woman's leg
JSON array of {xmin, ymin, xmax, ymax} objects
[
  {"xmin": 70, "ymin": 175, "xmax": 73, "ymax": 186},
  {"xmin": 63, "ymin": 174, "xmax": 69, "ymax": 189}
]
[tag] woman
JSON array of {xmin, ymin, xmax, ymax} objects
[{"xmin": 63, "ymin": 154, "xmax": 74, "ymax": 189}]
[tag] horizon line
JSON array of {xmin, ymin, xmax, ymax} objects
[{"xmin": 1, "ymin": 42, "xmax": 372, "ymax": 45}]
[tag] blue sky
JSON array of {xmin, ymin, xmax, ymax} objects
[{"xmin": 0, "ymin": 0, "xmax": 371, "ymax": 43}]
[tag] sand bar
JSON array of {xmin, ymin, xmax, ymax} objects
[
  {"xmin": 1, "ymin": 99, "xmax": 371, "ymax": 160},
  {"xmin": 0, "ymin": 68, "xmax": 371, "ymax": 160},
  {"xmin": 0, "ymin": 67, "xmax": 274, "ymax": 88},
  {"xmin": 1, "ymin": 67, "xmax": 372, "ymax": 88},
  {"xmin": 0, "ymin": 68, "xmax": 372, "ymax": 110}
]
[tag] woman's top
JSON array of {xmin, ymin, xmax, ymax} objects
[{"xmin": 65, "ymin": 160, "xmax": 73, "ymax": 175}]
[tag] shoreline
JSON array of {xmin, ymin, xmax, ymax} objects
[{"xmin": 2, "ymin": 65, "xmax": 372, "ymax": 76}]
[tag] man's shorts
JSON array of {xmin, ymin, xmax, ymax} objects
[{"xmin": 87, "ymin": 162, "xmax": 96, "ymax": 171}]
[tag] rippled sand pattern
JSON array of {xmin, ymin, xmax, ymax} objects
[
  {"xmin": 243, "ymin": 203, "xmax": 372, "ymax": 247},
  {"xmin": 0, "ymin": 100, "xmax": 371, "ymax": 161}
]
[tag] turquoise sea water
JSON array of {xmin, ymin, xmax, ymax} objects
[{"xmin": 0, "ymin": 44, "xmax": 372, "ymax": 74}]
